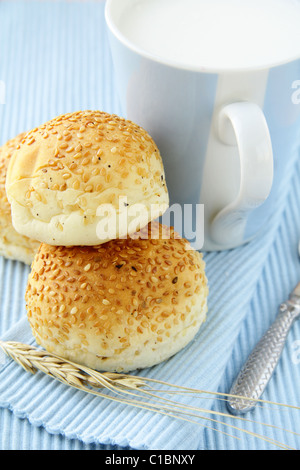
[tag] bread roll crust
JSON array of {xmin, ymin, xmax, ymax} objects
[
  {"xmin": 6, "ymin": 111, "xmax": 169, "ymax": 246},
  {"xmin": 26, "ymin": 223, "xmax": 208, "ymax": 372},
  {"xmin": 0, "ymin": 133, "xmax": 40, "ymax": 264}
]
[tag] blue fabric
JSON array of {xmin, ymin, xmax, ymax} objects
[{"xmin": 0, "ymin": 0, "xmax": 300, "ymax": 450}]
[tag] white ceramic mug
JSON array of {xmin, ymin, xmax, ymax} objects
[{"xmin": 105, "ymin": 0, "xmax": 300, "ymax": 251}]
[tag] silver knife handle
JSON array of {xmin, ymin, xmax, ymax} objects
[{"xmin": 227, "ymin": 301, "xmax": 300, "ymax": 415}]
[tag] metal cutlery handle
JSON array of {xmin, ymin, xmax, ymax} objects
[{"xmin": 227, "ymin": 301, "xmax": 299, "ymax": 415}]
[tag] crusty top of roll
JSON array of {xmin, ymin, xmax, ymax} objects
[
  {"xmin": 26, "ymin": 223, "xmax": 208, "ymax": 372},
  {"xmin": 6, "ymin": 111, "xmax": 169, "ymax": 246},
  {"xmin": 0, "ymin": 133, "xmax": 40, "ymax": 264}
]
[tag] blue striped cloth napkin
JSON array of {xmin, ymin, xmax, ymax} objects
[{"xmin": 0, "ymin": 0, "xmax": 300, "ymax": 450}]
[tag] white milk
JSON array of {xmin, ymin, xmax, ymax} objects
[{"xmin": 117, "ymin": 0, "xmax": 300, "ymax": 70}]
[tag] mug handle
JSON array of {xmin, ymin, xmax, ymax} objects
[{"xmin": 210, "ymin": 102, "xmax": 273, "ymax": 247}]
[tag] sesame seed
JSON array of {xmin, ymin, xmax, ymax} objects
[
  {"xmin": 82, "ymin": 157, "xmax": 90, "ymax": 166},
  {"xmin": 84, "ymin": 263, "xmax": 91, "ymax": 272},
  {"xmin": 72, "ymin": 180, "xmax": 80, "ymax": 190}
]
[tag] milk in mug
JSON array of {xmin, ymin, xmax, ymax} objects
[{"xmin": 106, "ymin": 0, "xmax": 300, "ymax": 250}]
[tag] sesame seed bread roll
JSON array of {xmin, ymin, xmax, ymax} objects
[
  {"xmin": 0, "ymin": 134, "xmax": 40, "ymax": 264},
  {"xmin": 6, "ymin": 111, "xmax": 169, "ymax": 246},
  {"xmin": 26, "ymin": 223, "xmax": 208, "ymax": 372}
]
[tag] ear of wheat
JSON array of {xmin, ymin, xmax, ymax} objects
[{"xmin": 0, "ymin": 340, "xmax": 299, "ymax": 450}]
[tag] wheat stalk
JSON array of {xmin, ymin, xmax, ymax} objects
[{"xmin": 0, "ymin": 340, "xmax": 299, "ymax": 450}]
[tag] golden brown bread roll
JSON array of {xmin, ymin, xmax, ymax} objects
[
  {"xmin": 0, "ymin": 133, "xmax": 40, "ymax": 264},
  {"xmin": 26, "ymin": 222, "xmax": 208, "ymax": 372},
  {"xmin": 6, "ymin": 110, "xmax": 169, "ymax": 246}
]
